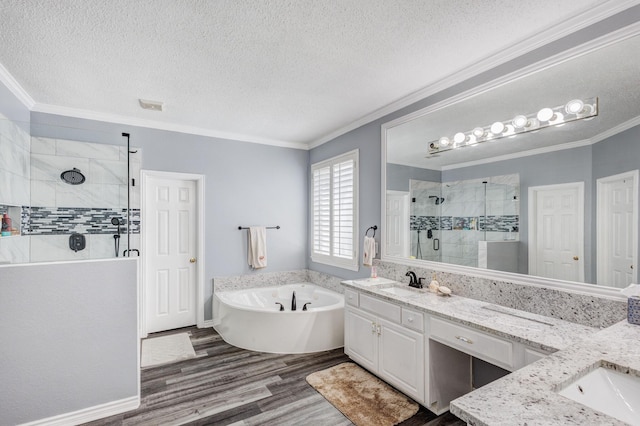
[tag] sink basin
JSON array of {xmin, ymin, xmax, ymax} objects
[
  {"xmin": 558, "ymin": 366, "xmax": 640, "ymax": 425},
  {"xmin": 379, "ymin": 287, "xmax": 420, "ymax": 297}
]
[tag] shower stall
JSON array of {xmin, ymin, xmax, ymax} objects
[
  {"xmin": 409, "ymin": 174, "xmax": 520, "ymax": 268},
  {"xmin": 0, "ymin": 116, "xmax": 142, "ymax": 263}
]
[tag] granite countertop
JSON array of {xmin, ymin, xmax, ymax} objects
[
  {"xmin": 342, "ymin": 278, "xmax": 640, "ymax": 425},
  {"xmin": 342, "ymin": 279, "xmax": 597, "ymax": 353},
  {"xmin": 450, "ymin": 321, "xmax": 640, "ymax": 425}
]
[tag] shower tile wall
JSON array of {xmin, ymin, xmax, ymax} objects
[
  {"xmin": 27, "ymin": 137, "xmax": 142, "ymax": 262},
  {"xmin": 410, "ymin": 174, "xmax": 520, "ymax": 268},
  {"xmin": 0, "ymin": 117, "xmax": 30, "ymax": 263}
]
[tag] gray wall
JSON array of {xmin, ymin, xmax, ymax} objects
[
  {"xmin": 0, "ymin": 259, "xmax": 138, "ymax": 425},
  {"xmin": 31, "ymin": 112, "xmax": 309, "ymax": 320},
  {"xmin": 386, "ymin": 163, "xmax": 441, "ymax": 191}
]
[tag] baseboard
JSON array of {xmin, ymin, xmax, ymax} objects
[
  {"xmin": 201, "ymin": 319, "xmax": 215, "ymax": 328},
  {"xmin": 20, "ymin": 395, "xmax": 140, "ymax": 426}
]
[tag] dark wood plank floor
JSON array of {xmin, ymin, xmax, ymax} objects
[{"xmin": 83, "ymin": 327, "xmax": 464, "ymax": 426}]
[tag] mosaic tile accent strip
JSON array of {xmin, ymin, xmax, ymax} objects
[
  {"xmin": 480, "ymin": 215, "xmax": 519, "ymax": 232},
  {"xmin": 410, "ymin": 215, "xmax": 519, "ymax": 232},
  {"xmin": 410, "ymin": 215, "xmax": 439, "ymax": 230},
  {"xmin": 21, "ymin": 207, "xmax": 140, "ymax": 235}
]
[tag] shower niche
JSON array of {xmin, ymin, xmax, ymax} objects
[{"xmin": 409, "ymin": 174, "xmax": 519, "ymax": 269}]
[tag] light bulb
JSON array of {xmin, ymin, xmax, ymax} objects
[
  {"xmin": 537, "ymin": 107, "xmax": 555, "ymax": 122},
  {"xmin": 428, "ymin": 141, "xmax": 439, "ymax": 151},
  {"xmin": 512, "ymin": 115, "xmax": 529, "ymax": 129},
  {"xmin": 472, "ymin": 127, "xmax": 486, "ymax": 139},
  {"xmin": 466, "ymin": 135, "xmax": 477, "ymax": 145},
  {"xmin": 453, "ymin": 132, "xmax": 467, "ymax": 145},
  {"xmin": 490, "ymin": 121, "xmax": 505, "ymax": 135},
  {"xmin": 439, "ymin": 137, "xmax": 450, "ymax": 147},
  {"xmin": 565, "ymin": 99, "xmax": 585, "ymax": 115}
]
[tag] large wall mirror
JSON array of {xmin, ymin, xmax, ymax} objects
[{"xmin": 382, "ymin": 26, "xmax": 640, "ymax": 291}]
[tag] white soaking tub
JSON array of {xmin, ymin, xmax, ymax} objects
[{"xmin": 213, "ymin": 283, "xmax": 344, "ymax": 354}]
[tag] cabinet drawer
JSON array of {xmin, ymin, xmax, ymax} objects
[
  {"xmin": 401, "ymin": 307, "xmax": 424, "ymax": 332},
  {"xmin": 360, "ymin": 294, "xmax": 401, "ymax": 323},
  {"xmin": 345, "ymin": 289, "xmax": 359, "ymax": 307},
  {"xmin": 430, "ymin": 317, "xmax": 514, "ymax": 370}
]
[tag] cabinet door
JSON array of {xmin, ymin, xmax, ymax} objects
[
  {"xmin": 378, "ymin": 318, "xmax": 425, "ymax": 402},
  {"xmin": 345, "ymin": 307, "xmax": 378, "ymax": 372}
]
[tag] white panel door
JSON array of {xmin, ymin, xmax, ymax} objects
[
  {"xmin": 529, "ymin": 183, "xmax": 584, "ymax": 282},
  {"xmin": 386, "ymin": 191, "xmax": 410, "ymax": 258},
  {"xmin": 598, "ymin": 171, "xmax": 638, "ymax": 287},
  {"xmin": 145, "ymin": 177, "xmax": 197, "ymax": 333}
]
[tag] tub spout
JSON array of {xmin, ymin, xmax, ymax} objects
[
  {"xmin": 302, "ymin": 302, "xmax": 312, "ymax": 311},
  {"xmin": 291, "ymin": 291, "xmax": 297, "ymax": 311},
  {"xmin": 275, "ymin": 302, "xmax": 284, "ymax": 311}
]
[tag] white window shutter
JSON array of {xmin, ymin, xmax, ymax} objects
[{"xmin": 311, "ymin": 150, "xmax": 359, "ymax": 270}]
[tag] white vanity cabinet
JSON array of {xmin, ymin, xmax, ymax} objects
[{"xmin": 344, "ymin": 293, "xmax": 425, "ymax": 402}]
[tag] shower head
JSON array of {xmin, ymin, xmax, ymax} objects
[{"xmin": 60, "ymin": 168, "xmax": 85, "ymax": 185}]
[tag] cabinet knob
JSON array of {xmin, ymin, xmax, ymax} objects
[
  {"xmin": 408, "ymin": 317, "xmax": 414, "ymax": 322},
  {"xmin": 455, "ymin": 335, "xmax": 473, "ymax": 344}
]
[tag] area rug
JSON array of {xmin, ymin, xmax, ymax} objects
[
  {"xmin": 141, "ymin": 333, "xmax": 196, "ymax": 368},
  {"xmin": 306, "ymin": 362, "xmax": 419, "ymax": 426}
]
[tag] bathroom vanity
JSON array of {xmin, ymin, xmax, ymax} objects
[{"xmin": 341, "ymin": 279, "xmax": 640, "ymax": 424}]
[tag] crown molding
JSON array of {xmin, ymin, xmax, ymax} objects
[
  {"xmin": 310, "ymin": 0, "xmax": 640, "ymax": 149},
  {"xmin": 590, "ymin": 114, "xmax": 640, "ymax": 143},
  {"xmin": 0, "ymin": 63, "xmax": 35, "ymax": 109},
  {"xmin": 30, "ymin": 103, "xmax": 308, "ymax": 150}
]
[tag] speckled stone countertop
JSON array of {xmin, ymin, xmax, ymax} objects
[
  {"xmin": 342, "ymin": 279, "xmax": 597, "ymax": 353},
  {"xmin": 342, "ymin": 279, "xmax": 639, "ymax": 425},
  {"xmin": 450, "ymin": 321, "xmax": 640, "ymax": 425}
]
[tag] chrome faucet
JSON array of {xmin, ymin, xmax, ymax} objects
[{"xmin": 405, "ymin": 271, "xmax": 424, "ymax": 288}]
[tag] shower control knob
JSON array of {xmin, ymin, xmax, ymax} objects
[{"xmin": 190, "ymin": 257, "xmax": 197, "ymax": 263}]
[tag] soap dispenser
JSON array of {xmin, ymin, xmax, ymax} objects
[{"xmin": 429, "ymin": 272, "xmax": 440, "ymax": 293}]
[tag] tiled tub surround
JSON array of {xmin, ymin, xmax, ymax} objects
[
  {"xmin": 373, "ymin": 259, "xmax": 626, "ymax": 329},
  {"xmin": 213, "ymin": 269, "xmax": 345, "ymax": 294},
  {"xmin": 450, "ymin": 321, "xmax": 640, "ymax": 425}
]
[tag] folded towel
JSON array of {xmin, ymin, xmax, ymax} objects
[
  {"xmin": 248, "ymin": 226, "xmax": 267, "ymax": 269},
  {"xmin": 363, "ymin": 236, "xmax": 376, "ymax": 266}
]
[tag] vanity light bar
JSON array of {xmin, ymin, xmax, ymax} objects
[{"xmin": 427, "ymin": 97, "xmax": 598, "ymax": 155}]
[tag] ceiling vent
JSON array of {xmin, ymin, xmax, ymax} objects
[{"xmin": 138, "ymin": 99, "xmax": 164, "ymax": 111}]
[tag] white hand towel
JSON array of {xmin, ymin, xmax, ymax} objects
[
  {"xmin": 363, "ymin": 236, "xmax": 376, "ymax": 266},
  {"xmin": 248, "ymin": 226, "xmax": 267, "ymax": 269}
]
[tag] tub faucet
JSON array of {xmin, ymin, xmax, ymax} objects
[{"xmin": 291, "ymin": 291, "xmax": 297, "ymax": 311}]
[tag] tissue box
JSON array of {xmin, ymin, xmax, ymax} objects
[{"xmin": 629, "ymin": 296, "xmax": 640, "ymax": 325}]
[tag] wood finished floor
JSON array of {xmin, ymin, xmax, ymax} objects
[{"xmin": 84, "ymin": 327, "xmax": 464, "ymax": 426}]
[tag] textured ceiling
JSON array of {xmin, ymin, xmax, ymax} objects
[{"xmin": 0, "ymin": 0, "xmax": 622, "ymax": 148}]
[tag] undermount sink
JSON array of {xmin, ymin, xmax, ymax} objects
[
  {"xmin": 558, "ymin": 366, "xmax": 640, "ymax": 425},
  {"xmin": 379, "ymin": 286, "xmax": 421, "ymax": 297}
]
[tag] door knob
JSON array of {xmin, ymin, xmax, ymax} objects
[
  {"xmin": 190, "ymin": 257, "xmax": 197, "ymax": 263},
  {"xmin": 573, "ymin": 256, "xmax": 579, "ymax": 261}
]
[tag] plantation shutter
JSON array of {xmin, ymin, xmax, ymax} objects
[
  {"xmin": 333, "ymin": 158, "xmax": 354, "ymax": 258},
  {"xmin": 313, "ymin": 166, "xmax": 331, "ymax": 256},
  {"xmin": 311, "ymin": 150, "xmax": 359, "ymax": 270}
]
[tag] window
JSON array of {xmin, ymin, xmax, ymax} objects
[{"xmin": 311, "ymin": 149, "xmax": 359, "ymax": 270}]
